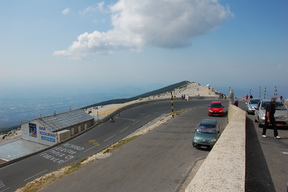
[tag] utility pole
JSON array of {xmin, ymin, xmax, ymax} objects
[
  {"xmin": 171, "ymin": 92, "xmax": 174, "ymax": 118},
  {"xmin": 274, "ymin": 86, "xmax": 278, "ymax": 98}
]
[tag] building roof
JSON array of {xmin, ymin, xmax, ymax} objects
[{"xmin": 37, "ymin": 109, "xmax": 94, "ymax": 132}]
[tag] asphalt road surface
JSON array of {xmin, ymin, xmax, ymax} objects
[
  {"xmin": 0, "ymin": 99, "xmax": 227, "ymax": 192},
  {"xmin": 245, "ymin": 104, "xmax": 288, "ymax": 192},
  {"xmin": 39, "ymin": 100, "xmax": 228, "ymax": 192}
]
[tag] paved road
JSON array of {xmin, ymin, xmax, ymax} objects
[
  {"xmin": 245, "ymin": 104, "xmax": 288, "ymax": 192},
  {"xmin": 39, "ymin": 100, "xmax": 228, "ymax": 192},
  {"xmin": 0, "ymin": 99, "xmax": 222, "ymax": 192}
]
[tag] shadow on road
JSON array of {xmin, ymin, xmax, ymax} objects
[{"xmin": 245, "ymin": 117, "xmax": 276, "ymax": 192}]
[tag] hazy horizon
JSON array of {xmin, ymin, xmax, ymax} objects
[
  {"xmin": 0, "ymin": 81, "xmax": 285, "ymax": 131},
  {"xmin": 1, "ymin": 0, "xmax": 287, "ymax": 130}
]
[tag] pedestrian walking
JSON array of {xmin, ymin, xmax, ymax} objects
[{"xmin": 262, "ymin": 97, "xmax": 280, "ymax": 139}]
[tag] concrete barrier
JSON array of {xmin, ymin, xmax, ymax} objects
[{"xmin": 185, "ymin": 104, "xmax": 246, "ymax": 192}]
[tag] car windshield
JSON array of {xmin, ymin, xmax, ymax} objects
[
  {"xmin": 197, "ymin": 124, "xmax": 217, "ymax": 134},
  {"xmin": 211, "ymin": 103, "xmax": 222, "ymax": 108},
  {"xmin": 261, "ymin": 101, "xmax": 287, "ymax": 110},
  {"xmin": 275, "ymin": 102, "xmax": 287, "ymax": 110},
  {"xmin": 261, "ymin": 102, "xmax": 269, "ymax": 110},
  {"xmin": 249, "ymin": 99, "xmax": 260, "ymax": 104}
]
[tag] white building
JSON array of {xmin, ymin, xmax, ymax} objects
[{"xmin": 21, "ymin": 109, "xmax": 94, "ymax": 146}]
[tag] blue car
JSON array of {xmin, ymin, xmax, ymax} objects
[{"xmin": 192, "ymin": 119, "xmax": 221, "ymax": 149}]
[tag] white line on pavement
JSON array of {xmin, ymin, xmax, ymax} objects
[
  {"xmin": 0, "ymin": 187, "xmax": 10, "ymax": 192},
  {"xmin": 144, "ymin": 114, "xmax": 151, "ymax": 119},
  {"xmin": 104, "ymin": 135, "xmax": 116, "ymax": 142},
  {"xmin": 84, "ymin": 146, "xmax": 97, "ymax": 153},
  {"xmin": 24, "ymin": 170, "xmax": 48, "ymax": 182},
  {"xmin": 120, "ymin": 127, "xmax": 129, "ymax": 132},
  {"xmin": 133, "ymin": 120, "xmax": 140, "ymax": 125},
  {"xmin": 75, "ymin": 133, "xmax": 86, "ymax": 139}
]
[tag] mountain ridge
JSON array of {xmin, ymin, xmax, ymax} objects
[{"xmin": 83, "ymin": 80, "xmax": 223, "ymax": 109}]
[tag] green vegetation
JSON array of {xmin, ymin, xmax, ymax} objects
[{"xmin": 103, "ymin": 135, "xmax": 139, "ymax": 153}]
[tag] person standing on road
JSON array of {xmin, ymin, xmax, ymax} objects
[
  {"xmin": 262, "ymin": 97, "xmax": 280, "ymax": 139},
  {"xmin": 279, "ymin": 96, "xmax": 284, "ymax": 103},
  {"xmin": 234, "ymin": 97, "xmax": 239, "ymax": 107},
  {"xmin": 229, "ymin": 89, "xmax": 234, "ymax": 104}
]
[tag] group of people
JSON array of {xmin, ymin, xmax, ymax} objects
[
  {"xmin": 229, "ymin": 89, "xmax": 285, "ymax": 139},
  {"xmin": 245, "ymin": 94, "xmax": 254, "ymax": 101}
]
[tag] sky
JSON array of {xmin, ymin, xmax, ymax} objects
[{"xmin": 1, "ymin": 0, "xmax": 288, "ymax": 99}]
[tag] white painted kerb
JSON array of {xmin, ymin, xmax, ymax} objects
[{"xmin": 185, "ymin": 105, "xmax": 246, "ymax": 192}]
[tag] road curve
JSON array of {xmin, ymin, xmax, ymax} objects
[
  {"xmin": 0, "ymin": 99, "xmax": 228, "ymax": 192},
  {"xmin": 38, "ymin": 100, "xmax": 228, "ymax": 192}
]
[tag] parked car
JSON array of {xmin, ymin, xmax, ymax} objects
[
  {"xmin": 192, "ymin": 119, "xmax": 221, "ymax": 149},
  {"xmin": 254, "ymin": 99, "xmax": 288, "ymax": 127},
  {"xmin": 208, "ymin": 101, "xmax": 224, "ymax": 116},
  {"xmin": 246, "ymin": 98, "xmax": 261, "ymax": 114}
]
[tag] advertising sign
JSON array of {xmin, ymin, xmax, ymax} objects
[{"xmin": 29, "ymin": 123, "xmax": 37, "ymax": 138}]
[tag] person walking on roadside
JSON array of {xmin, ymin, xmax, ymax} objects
[
  {"xmin": 262, "ymin": 97, "xmax": 280, "ymax": 139},
  {"xmin": 233, "ymin": 97, "xmax": 239, "ymax": 107},
  {"xmin": 229, "ymin": 89, "xmax": 234, "ymax": 104}
]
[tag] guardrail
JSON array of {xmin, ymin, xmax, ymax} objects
[{"xmin": 185, "ymin": 104, "xmax": 246, "ymax": 192}]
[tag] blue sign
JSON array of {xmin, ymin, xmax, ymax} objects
[{"xmin": 41, "ymin": 136, "xmax": 56, "ymax": 143}]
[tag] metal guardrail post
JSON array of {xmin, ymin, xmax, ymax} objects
[{"xmin": 171, "ymin": 92, "xmax": 174, "ymax": 118}]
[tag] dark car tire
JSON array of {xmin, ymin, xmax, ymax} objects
[{"xmin": 192, "ymin": 142, "xmax": 197, "ymax": 147}]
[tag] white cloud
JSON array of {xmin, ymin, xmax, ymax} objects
[
  {"xmin": 54, "ymin": 0, "xmax": 232, "ymax": 59},
  {"xmin": 79, "ymin": 1, "xmax": 106, "ymax": 15},
  {"xmin": 61, "ymin": 8, "xmax": 70, "ymax": 15}
]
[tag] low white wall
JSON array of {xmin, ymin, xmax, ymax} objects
[{"xmin": 185, "ymin": 104, "xmax": 246, "ymax": 192}]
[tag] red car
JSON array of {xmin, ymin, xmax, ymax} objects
[{"xmin": 208, "ymin": 101, "xmax": 225, "ymax": 116}]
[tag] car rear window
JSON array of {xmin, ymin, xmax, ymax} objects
[
  {"xmin": 197, "ymin": 124, "xmax": 217, "ymax": 134},
  {"xmin": 211, "ymin": 103, "xmax": 222, "ymax": 108}
]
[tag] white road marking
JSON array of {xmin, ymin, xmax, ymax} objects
[
  {"xmin": 133, "ymin": 120, "xmax": 140, "ymax": 125},
  {"xmin": 24, "ymin": 170, "xmax": 48, "ymax": 182},
  {"xmin": 282, "ymin": 152, "xmax": 288, "ymax": 155},
  {"xmin": 0, "ymin": 180, "xmax": 6, "ymax": 189},
  {"xmin": 104, "ymin": 135, "xmax": 116, "ymax": 142},
  {"xmin": 0, "ymin": 163, "xmax": 14, "ymax": 170},
  {"xmin": 144, "ymin": 114, "xmax": 151, "ymax": 119},
  {"xmin": 75, "ymin": 133, "xmax": 86, "ymax": 139},
  {"xmin": 120, "ymin": 127, "xmax": 129, "ymax": 132},
  {"xmin": 0, "ymin": 187, "xmax": 10, "ymax": 192},
  {"xmin": 84, "ymin": 146, "xmax": 97, "ymax": 153}
]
